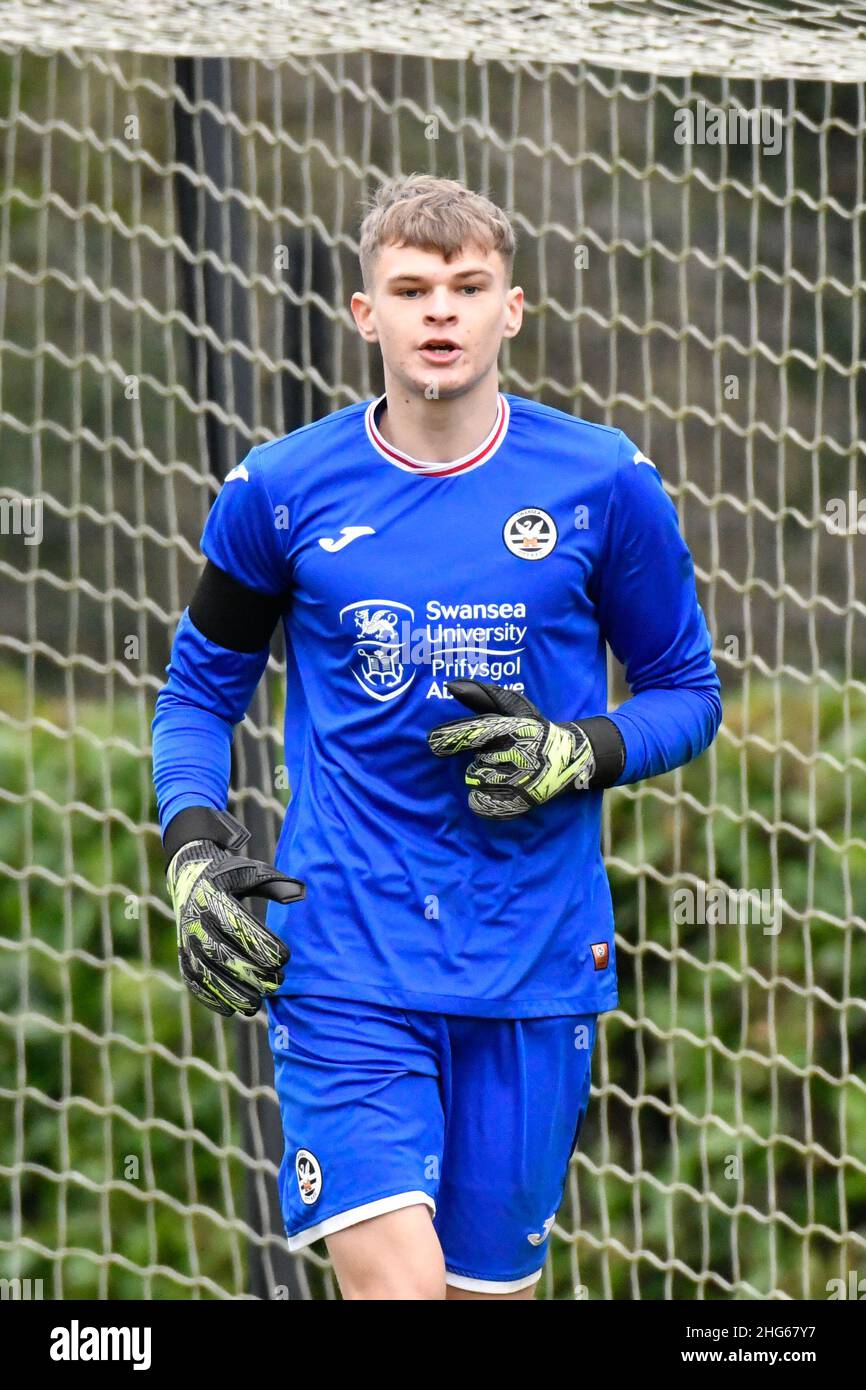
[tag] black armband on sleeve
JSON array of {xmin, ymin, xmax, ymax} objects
[
  {"xmin": 189, "ymin": 561, "xmax": 285, "ymax": 653},
  {"xmin": 570, "ymin": 715, "xmax": 627, "ymax": 790},
  {"xmin": 162, "ymin": 806, "xmax": 251, "ymax": 867}
]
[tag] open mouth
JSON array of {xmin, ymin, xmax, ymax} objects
[{"xmin": 419, "ymin": 341, "xmax": 462, "ymax": 362}]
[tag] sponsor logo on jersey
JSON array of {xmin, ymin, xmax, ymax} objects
[
  {"xmin": 503, "ymin": 507, "xmax": 558, "ymax": 560},
  {"xmin": 296, "ymin": 1149, "xmax": 322, "ymax": 1205},
  {"xmin": 527, "ymin": 1213, "xmax": 556, "ymax": 1246},
  {"xmin": 591, "ymin": 941, "xmax": 610, "ymax": 970},
  {"xmin": 319, "ymin": 525, "xmax": 376, "ymax": 552},
  {"xmin": 632, "ymin": 449, "xmax": 657, "ymax": 469},
  {"xmin": 224, "ymin": 463, "xmax": 249, "ymax": 483},
  {"xmin": 339, "ymin": 598, "xmax": 417, "ymax": 703}
]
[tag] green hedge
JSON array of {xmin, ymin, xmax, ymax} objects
[{"xmin": 1, "ymin": 662, "xmax": 863, "ymax": 1298}]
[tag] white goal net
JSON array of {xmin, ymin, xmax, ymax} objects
[{"xmin": 1, "ymin": 1, "xmax": 864, "ymax": 1300}]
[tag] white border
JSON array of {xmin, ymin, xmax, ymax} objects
[
  {"xmin": 364, "ymin": 392, "xmax": 511, "ymax": 476},
  {"xmin": 445, "ymin": 1267, "xmax": 544, "ymax": 1294},
  {"xmin": 286, "ymin": 1190, "xmax": 435, "ymax": 1252}
]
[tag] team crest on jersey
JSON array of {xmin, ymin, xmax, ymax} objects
[
  {"xmin": 503, "ymin": 507, "xmax": 558, "ymax": 560},
  {"xmin": 339, "ymin": 598, "xmax": 416, "ymax": 703},
  {"xmin": 296, "ymin": 1149, "xmax": 322, "ymax": 1205}
]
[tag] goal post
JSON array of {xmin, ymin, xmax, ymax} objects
[{"xmin": 1, "ymin": 2, "xmax": 864, "ymax": 1300}]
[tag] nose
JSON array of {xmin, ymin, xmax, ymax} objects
[{"xmin": 424, "ymin": 286, "xmax": 457, "ymax": 319}]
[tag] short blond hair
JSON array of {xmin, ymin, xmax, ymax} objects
[{"xmin": 358, "ymin": 173, "xmax": 516, "ymax": 293}]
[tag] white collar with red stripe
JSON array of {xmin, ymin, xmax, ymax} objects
[{"xmin": 364, "ymin": 391, "xmax": 511, "ymax": 477}]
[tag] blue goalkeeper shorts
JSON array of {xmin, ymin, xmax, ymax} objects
[{"xmin": 265, "ymin": 993, "xmax": 598, "ymax": 1293}]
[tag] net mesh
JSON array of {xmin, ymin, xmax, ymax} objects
[
  {"xmin": 1, "ymin": 17, "xmax": 865, "ymax": 1300},
  {"xmin": 5, "ymin": 0, "xmax": 866, "ymax": 80}
]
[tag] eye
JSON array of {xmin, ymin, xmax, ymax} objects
[{"xmin": 397, "ymin": 285, "xmax": 483, "ymax": 298}]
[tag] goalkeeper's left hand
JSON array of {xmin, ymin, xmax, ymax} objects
[{"xmin": 427, "ymin": 680, "xmax": 596, "ymax": 819}]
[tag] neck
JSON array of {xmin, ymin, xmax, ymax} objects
[{"xmin": 376, "ymin": 372, "xmax": 501, "ymax": 464}]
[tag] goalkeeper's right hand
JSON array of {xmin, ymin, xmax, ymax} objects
[{"xmin": 163, "ymin": 807, "xmax": 305, "ymax": 1019}]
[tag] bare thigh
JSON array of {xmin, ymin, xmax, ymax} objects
[{"xmin": 326, "ymin": 1202, "xmax": 446, "ymax": 1300}]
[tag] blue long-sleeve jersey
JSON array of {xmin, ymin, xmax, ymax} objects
[{"xmin": 152, "ymin": 391, "xmax": 721, "ymax": 1017}]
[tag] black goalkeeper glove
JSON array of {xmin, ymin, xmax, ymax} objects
[
  {"xmin": 427, "ymin": 681, "xmax": 623, "ymax": 819},
  {"xmin": 163, "ymin": 807, "xmax": 305, "ymax": 1018}
]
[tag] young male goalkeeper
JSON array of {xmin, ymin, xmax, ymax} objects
[{"xmin": 151, "ymin": 174, "xmax": 722, "ymax": 1300}]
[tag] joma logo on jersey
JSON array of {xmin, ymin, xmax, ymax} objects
[
  {"xmin": 503, "ymin": 507, "xmax": 558, "ymax": 560},
  {"xmin": 527, "ymin": 1213, "xmax": 556, "ymax": 1246},
  {"xmin": 319, "ymin": 525, "xmax": 376, "ymax": 552},
  {"xmin": 339, "ymin": 598, "xmax": 417, "ymax": 703}
]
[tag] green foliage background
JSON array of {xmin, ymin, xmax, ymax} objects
[{"xmin": 1, "ymin": 661, "xmax": 863, "ymax": 1299}]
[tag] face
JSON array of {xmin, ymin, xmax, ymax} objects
[{"xmin": 350, "ymin": 241, "xmax": 523, "ymax": 399}]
